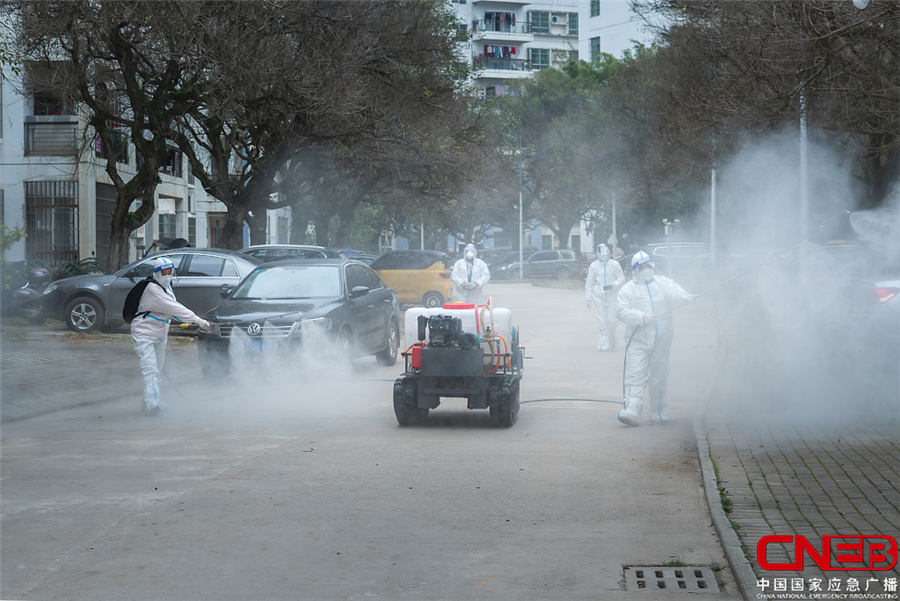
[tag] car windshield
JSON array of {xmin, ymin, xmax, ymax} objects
[{"xmin": 232, "ymin": 265, "xmax": 341, "ymax": 300}]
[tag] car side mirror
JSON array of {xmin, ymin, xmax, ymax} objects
[
  {"xmin": 125, "ymin": 269, "xmax": 139, "ymax": 280},
  {"xmin": 349, "ymin": 285, "xmax": 370, "ymax": 299},
  {"xmin": 220, "ymin": 284, "xmax": 234, "ymax": 299}
]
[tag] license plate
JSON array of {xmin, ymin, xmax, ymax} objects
[{"xmin": 243, "ymin": 339, "xmax": 266, "ymax": 353}]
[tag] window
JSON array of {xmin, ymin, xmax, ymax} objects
[
  {"xmin": 95, "ymin": 129, "xmax": 129, "ymax": 164},
  {"xmin": 531, "ymin": 251, "xmax": 556, "ymax": 262},
  {"xmin": 161, "ymin": 147, "xmax": 183, "ymax": 178},
  {"xmin": 25, "ymin": 119, "xmax": 78, "ymax": 156},
  {"xmin": 188, "ymin": 216, "xmax": 196, "ymax": 246},
  {"xmin": 529, "ymin": 48, "xmax": 550, "ymax": 70},
  {"xmin": 24, "ymin": 181, "xmax": 79, "ymax": 265},
  {"xmin": 346, "ymin": 264, "xmax": 382, "ymax": 293},
  {"xmin": 185, "ymin": 254, "xmax": 227, "ymax": 277},
  {"xmin": 590, "ymin": 0, "xmax": 600, "ymax": 17},
  {"xmin": 568, "ymin": 12, "xmax": 578, "ymax": 35},
  {"xmin": 33, "ymin": 93, "xmax": 69, "ymax": 116},
  {"xmin": 132, "ymin": 254, "xmax": 187, "ymax": 278},
  {"xmin": 591, "ymin": 37, "xmax": 602, "ymax": 61},
  {"xmin": 158, "ymin": 213, "xmax": 176, "ymax": 240},
  {"xmin": 0, "ymin": 190, "xmax": 4, "ymax": 223},
  {"xmin": 530, "ymin": 11, "xmax": 549, "ymax": 34}
]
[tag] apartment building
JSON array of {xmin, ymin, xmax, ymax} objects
[
  {"xmin": 0, "ymin": 61, "xmax": 294, "ymax": 268},
  {"xmin": 448, "ymin": 1, "xmax": 649, "ymax": 255}
]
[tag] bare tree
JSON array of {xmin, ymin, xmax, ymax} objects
[
  {"xmin": 174, "ymin": 0, "xmax": 482, "ymax": 249},
  {"xmin": 635, "ymin": 0, "xmax": 900, "ymax": 206},
  {"xmin": 5, "ymin": 0, "xmax": 219, "ymax": 270}
]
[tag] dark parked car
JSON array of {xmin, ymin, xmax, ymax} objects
[
  {"xmin": 493, "ymin": 250, "xmax": 579, "ymax": 280},
  {"xmin": 41, "ymin": 249, "xmax": 262, "ymax": 333},
  {"xmin": 197, "ymin": 259, "xmax": 400, "ymax": 376}
]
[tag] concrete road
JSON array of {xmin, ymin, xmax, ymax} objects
[{"xmin": 1, "ymin": 281, "xmax": 738, "ymax": 600}]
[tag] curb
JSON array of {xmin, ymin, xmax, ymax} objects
[{"xmin": 694, "ymin": 413, "xmax": 762, "ymax": 601}]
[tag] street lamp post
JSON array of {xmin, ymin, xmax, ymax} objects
[{"xmin": 663, "ymin": 218, "xmax": 680, "ymax": 277}]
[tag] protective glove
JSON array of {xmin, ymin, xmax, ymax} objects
[
  {"xmin": 198, "ymin": 319, "xmax": 210, "ymax": 331},
  {"xmin": 603, "ymin": 285, "xmax": 613, "ymax": 291},
  {"xmin": 470, "ymin": 282, "xmax": 479, "ymax": 289},
  {"xmin": 641, "ymin": 312, "xmax": 654, "ymax": 326}
]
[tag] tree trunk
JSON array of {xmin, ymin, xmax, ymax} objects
[
  {"xmin": 314, "ymin": 217, "xmax": 330, "ymax": 246},
  {"xmin": 289, "ymin": 202, "xmax": 312, "ymax": 245},
  {"xmin": 220, "ymin": 205, "xmax": 248, "ymax": 250},
  {"xmin": 248, "ymin": 209, "xmax": 267, "ymax": 246}
]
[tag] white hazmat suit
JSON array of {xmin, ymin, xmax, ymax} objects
[
  {"xmin": 451, "ymin": 244, "xmax": 491, "ymax": 304},
  {"xmin": 615, "ymin": 251, "xmax": 692, "ymax": 426},
  {"xmin": 131, "ymin": 257, "xmax": 209, "ymax": 415},
  {"xmin": 585, "ymin": 243, "xmax": 625, "ymax": 350}
]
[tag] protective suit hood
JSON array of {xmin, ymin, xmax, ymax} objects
[{"xmin": 152, "ymin": 257, "xmax": 175, "ymax": 288}]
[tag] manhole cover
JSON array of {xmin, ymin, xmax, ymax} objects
[{"xmin": 625, "ymin": 566, "xmax": 720, "ymax": 593}]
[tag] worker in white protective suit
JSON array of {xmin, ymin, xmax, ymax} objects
[
  {"xmin": 615, "ymin": 251, "xmax": 693, "ymax": 426},
  {"xmin": 585, "ymin": 243, "xmax": 625, "ymax": 351},
  {"xmin": 451, "ymin": 243, "xmax": 491, "ymax": 304},
  {"xmin": 131, "ymin": 257, "xmax": 209, "ymax": 416}
]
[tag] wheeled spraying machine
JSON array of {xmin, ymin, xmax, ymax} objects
[{"xmin": 393, "ymin": 301, "xmax": 524, "ymax": 427}]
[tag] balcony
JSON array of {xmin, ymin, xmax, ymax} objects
[
  {"xmin": 472, "ymin": 19, "xmax": 532, "ymax": 43},
  {"xmin": 24, "ymin": 116, "xmax": 79, "ymax": 156},
  {"xmin": 473, "ymin": 56, "xmax": 534, "ymax": 80}
]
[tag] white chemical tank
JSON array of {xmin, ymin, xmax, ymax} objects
[{"xmin": 403, "ymin": 302, "xmax": 513, "ymax": 352}]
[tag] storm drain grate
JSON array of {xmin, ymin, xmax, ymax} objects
[{"xmin": 625, "ymin": 566, "xmax": 720, "ymax": 593}]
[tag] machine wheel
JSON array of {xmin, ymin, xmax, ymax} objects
[
  {"xmin": 490, "ymin": 377, "xmax": 520, "ymax": 428},
  {"xmin": 376, "ymin": 319, "xmax": 399, "ymax": 366},
  {"xmin": 422, "ymin": 291, "xmax": 444, "ymax": 309},
  {"xmin": 393, "ymin": 377, "xmax": 428, "ymax": 426},
  {"xmin": 556, "ymin": 266, "xmax": 571, "ymax": 280},
  {"xmin": 65, "ymin": 296, "xmax": 104, "ymax": 333}
]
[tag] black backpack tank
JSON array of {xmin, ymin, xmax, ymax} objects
[{"xmin": 123, "ymin": 278, "xmax": 163, "ymax": 323}]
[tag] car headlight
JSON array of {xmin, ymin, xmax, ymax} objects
[
  {"xmin": 43, "ymin": 282, "xmax": 58, "ymax": 295},
  {"xmin": 290, "ymin": 317, "xmax": 333, "ymax": 335}
]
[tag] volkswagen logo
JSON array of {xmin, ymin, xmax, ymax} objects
[{"xmin": 247, "ymin": 322, "xmax": 261, "ymax": 336}]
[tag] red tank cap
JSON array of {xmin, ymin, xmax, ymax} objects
[{"xmin": 443, "ymin": 302, "xmax": 475, "ymax": 310}]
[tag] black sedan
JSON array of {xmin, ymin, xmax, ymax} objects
[
  {"xmin": 197, "ymin": 259, "xmax": 400, "ymax": 376},
  {"xmin": 41, "ymin": 249, "xmax": 263, "ymax": 333}
]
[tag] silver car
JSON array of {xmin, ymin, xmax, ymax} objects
[{"xmin": 41, "ymin": 249, "xmax": 262, "ymax": 333}]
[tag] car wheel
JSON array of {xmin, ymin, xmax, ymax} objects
[
  {"xmin": 422, "ymin": 291, "xmax": 444, "ymax": 308},
  {"xmin": 336, "ymin": 327, "xmax": 354, "ymax": 359},
  {"xmin": 65, "ymin": 296, "xmax": 104, "ymax": 333},
  {"xmin": 556, "ymin": 266, "xmax": 571, "ymax": 280},
  {"xmin": 376, "ymin": 319, "xmax": 400, "ymax": 366}
]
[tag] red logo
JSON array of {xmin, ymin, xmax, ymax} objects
[{"xmin": 757, "ymin": 535, "xmax": 897, "ymax": 571}]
